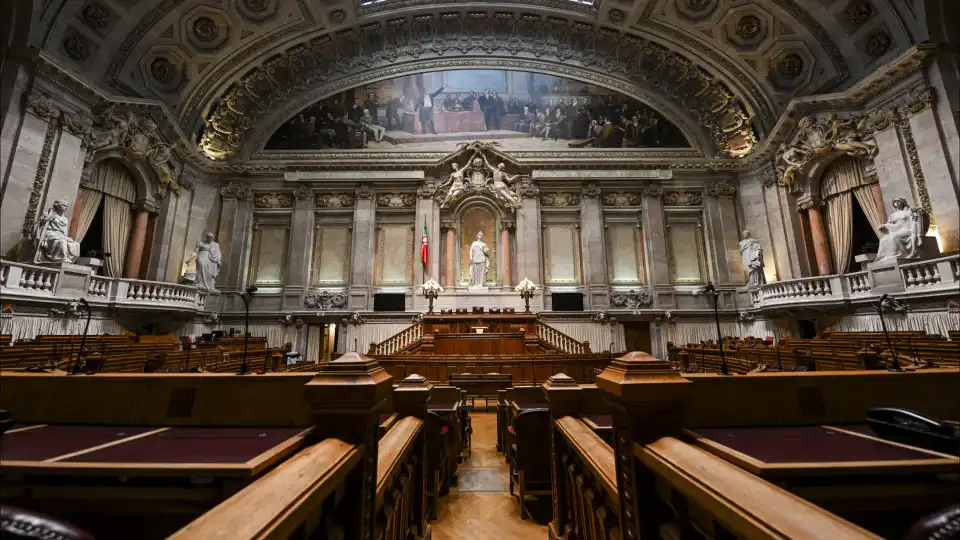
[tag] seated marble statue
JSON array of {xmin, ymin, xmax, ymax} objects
[
  {"xmin": 31, "ymin": 200, "xmax": 80, "ymax": 264},
  {"xmin": 875, "ymin": 197, "xmax": 924, "ymax": 262}
]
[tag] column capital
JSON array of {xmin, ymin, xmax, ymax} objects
[
  {"xmin": 440, "ymin": 219, "xmax": 456, "ymax": 231},
  {"xmin": 501, "ymin": 219, "xmax": 516, "ymax": 231},
  {"xmin": 355, "ymin": 183, "xmax": 374, "ymax": 199},
  {"xmin": 133, "ymin": 199, "xmax": 158, "ymax": 213},
  {"xmin": 292, "ymin": 183, "xmax": 313, "ymax": 201},
  {"xmin": 518, "ymin": 179, "xmax": 540, "ymax": 199},
  {"xmin": 581, "ymin": 183, "xmax": 601, "ymax": 199},
  {"xmin": 895, "ymin": 84, "xmax": 936, "ymax": 119},
  {"xmin": 220, "ymin": 182, "xmax": 250, "ymax": 200},
  {"xmin": 796, "ymin": 194, "xmax": 821, "ymax": 212},
  {"xmin": 25, "ymin": 92, "xmax": 61, "ymax": 122},
  {"xmin": 417, "ymin": 181, "xmax": 438, "ymax": 199}
]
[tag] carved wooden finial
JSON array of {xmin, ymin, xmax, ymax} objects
[
  {"xmin": 543, "ymin": 373, "xmax": 583, "ymax": 416},
  {"xmin": 394, "ymin": 373, "xmax": 433, "ymax": 418}
]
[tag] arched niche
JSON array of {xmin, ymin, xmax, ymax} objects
[
  {"xmin": 86, "ymin": 150, "xmax": 158, "ymax": 205},
  {"xmin": 450, "ymin": 197, "xmax": 507, "ymax": 287}
]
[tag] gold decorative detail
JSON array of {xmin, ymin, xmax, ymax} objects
[{"xmin": 736, "ymin": 15, "xmax": 761, "ymax": 39}]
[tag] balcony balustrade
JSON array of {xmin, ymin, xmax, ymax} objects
[{"xmin": 0, "ymin": 259, "xmax": 207, "ymax": 313}]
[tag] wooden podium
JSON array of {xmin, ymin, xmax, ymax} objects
[{"xmin": 419, "ymin": 313, "xmax": 540, "ymax": 355}]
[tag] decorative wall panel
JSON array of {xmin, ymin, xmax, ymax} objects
[
  {"xmin": 310, "ymin": 225, "xmax": 351, "ymax": 285},
  {"xmin": 606, "ymin": 223, "xmax": 646, "ymax": 284},
  {"xmin": 666, "ymin": 218, "xmax": 706, "ymax": 284},
  {"xmin": 544, "ymin": 224, "xmax": 581, "ymax": 285},
  {"xmin": 250, "ymin": 225, "xmax": 289, "ymax": 284},
  {"xmin": 375, "ymin": 224, "xmax": 413, "ymax": 285}
]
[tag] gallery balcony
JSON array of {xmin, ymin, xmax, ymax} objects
[
  {"xmin": 746, "ymin": 255, "xmax": 960, "ymax": 310},
  {"xmin": 0, "ymin": 260, "xmax": 208, "ymax": 314}
]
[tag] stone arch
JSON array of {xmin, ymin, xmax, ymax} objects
[{"xmin": 197, "ymin": 12, "xmax": 767, "ymax": 161}]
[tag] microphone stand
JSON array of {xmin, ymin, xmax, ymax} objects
[
  {"xmin": 878, "ymin": 294, "xmax": 903, "ymax": 372},
  {"xmin": 69, "ymin": 299, "xmax": 91, "ymax": 375}
]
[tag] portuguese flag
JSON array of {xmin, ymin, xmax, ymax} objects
[{"xmin": 420, "ymin": 224, "xmax": 429, "ymax": 267}]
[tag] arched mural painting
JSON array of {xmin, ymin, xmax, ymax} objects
[{"xmin": 264, "ymin": 69, "xmax": 690, "ymax": 152}]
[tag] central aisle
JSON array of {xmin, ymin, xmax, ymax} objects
[{"xmin": 432, "ymin": 412, "xmax": 549, "ymax": 539}]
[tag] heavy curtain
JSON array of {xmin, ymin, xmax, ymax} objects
[
  {"xmin": 546, "ymin": 321, "xmax": 626, "ymax": 353},
  {"xmin": 306, "ymin": 325, "xmax": 324, "ymax": 362},
  {"xmin": 824, "ymin": 191, "xmax": 853, "ymax": 274},
  {"xmin": 820, "ymin": 157, "xmax": 875, "ymax": 274},
  {"xmin": 824, "ymin": 312, "xmax": 959, "ymax": 336},
  {"xmin": 853, "ymin": 186, "xmax": 885, "ymax": 237},
  {"xmin": 72, "ymin": 188, "xmax": 103, "ymax": 242},
  {"xmin": 0, "ymin": 315, "xmax": 126, "ymax": 341},
  {"xmin": 88, "ymin": 159, "xmax": 137, "ymax": 277},
  {"xmin": 102, "ymin": 196, "xmax": 132, "ymax": 277}
]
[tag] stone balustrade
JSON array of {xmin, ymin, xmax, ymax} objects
[
  {"xmin": 0, "ymin": 259, "xmax": 206, "ymax": 313},
  {"xmin": 749, "ymin": 255, "xmax": 959, "ymax": 309}
]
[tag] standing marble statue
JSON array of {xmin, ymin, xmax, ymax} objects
[
  {"xmin": 186, "ymin": 232, "xmax": 222, "ymax": 291},
  {"xmin": 739, "ymin": 230, "xmax": 766, "ymax": 287},
  {"xmin": 31, "ymin": 200, "xmax": 81, "ymax": 264},
  {"xmin": 468, "ymin": 232, "xmax": 490, "ymax": 287},
  {"xmin": 875, "ymin": 198, "xmax": 924, "ymax": 262}
]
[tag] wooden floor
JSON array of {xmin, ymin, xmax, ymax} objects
[{"xmin": 432, "ymin": 412, "xmax": 549, "ymax": 539}]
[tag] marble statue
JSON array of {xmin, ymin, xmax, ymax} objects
[
  {"xmin": 186, "ymin": 232, "xmax": 222, "ymax": 291},
  {"xmin": 31, "ymin": 200, "xmax": 81, "ymax": 264},
  {"xmin": 440, "ymin": 163, "xmax": 466, "ymax": 208},
  {"xmin": 483, "ymin": 156, "xmax": 521, "ymax": 209},
  {"xmin": 468, "ymin": 232, "xmax": 490, "ymax": 287},
  {"xmin": 875, "ymin": 198, "xmax": 924, "ymax": 262},
  {"xmin": 739, "ymin": 230, "xmax": 766, "ymax": 287}
]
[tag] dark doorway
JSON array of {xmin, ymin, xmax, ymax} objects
[
  {"xmin": 797, "ymin": 320, "xmax": 818, "ymax": 339},
  {"xmin": 79, "ymin": 199, "xmax": 106, "ymax": 258},
  {"xmin": 622, "ymin": 323, "xmax": 651, "ymax": 354},
  {"xmin": 849, "ymin": 198, "xmax": 878, "ymax": 270}
]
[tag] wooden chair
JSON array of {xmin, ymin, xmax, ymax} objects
[{"xmin": 507, "ymin": 408, "xmax": 552, "ymax": 519}]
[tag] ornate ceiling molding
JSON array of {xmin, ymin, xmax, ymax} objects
[{"xmin": 199, "ymin": 11, "xmax": 765, "ymax": 161}]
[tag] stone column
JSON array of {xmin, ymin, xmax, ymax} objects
[
  {"xmin": 123, "ymin": 200, "xmax": 153, "ymax": 278},
  {"xmin": 442, "ymin": 219, "xmax": 456, "ymax": 287},
  {"xmin": 871, "ymin": 182, "xmax": 888, "ymax": 223},
  {"xmin": 579, "ymin": 183, "xmax": 608, "ymax": 309},
  {"xmin": 1, "ymin": 92, "xmax": 59, "ymax": 255},
  {"xmin": 515, "ymin": 178, "xmax": 543, "ymax": 284},
  {"xmin": 349, "ymin": 184, "xmax": 376, "ymax": 310},
  {"xmin": 799, "ymin": 196, "xmax": 832, "ymax": 276},
  {"xmin": 285, "ymin": 185, "xmax": 315, "ymax": 301},
  {"xmin": 642, "ymin": 184, "xmax": 670, "ymax": 288},
  {"xmin": 704, "ymin": 179, "xmax": 742, "ymax": 285},
  {"xmin": 500, "ymin": 218, "xmax": 514, "ymax": 288},
  {"xmin": 217, "ymin": 182, "xmax": 252, "ymax": 292},
  {"xmin": 303, "ymin": 352, "xmax": 393, "ymax": 540},
  {"xmin": 796, "ymin": 208, "xmax": 818, "ymax": 276},
  {"xmin": 901, "ymin": 88, "xmax": 960, "ymax": 254}
]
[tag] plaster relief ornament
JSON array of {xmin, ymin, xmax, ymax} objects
[
  {"xmin": 602, "ymin": 192, "xmax": 641, "ymax": 206},
  {"xmin": 875, "ymin": 198, "xmax": 925, "ymax": 262},
  {"xmin": 315, "ymin": 193, "xmax": 355, "ymax": 208},
  {"xmin": 254, "ymin": 192, "xmax": 294, "ymax": 208},
  {"xmin": 87, "ymin": 108, "xmax": 181, "ymax": 195},
  {"xmin": 739, "ymin": 230, "xmax": 766, "ymax": 287},
  {"xmin": 376, "ymin": 193, "xmax": 416, "ymax": 208},
  {"xmin": 540, "ymin": 192, "xmax": 581, "ymax": 207},
  {"xmin": 185, "ymin": 232, "xmax": 222, "ymax": 292},
  {"xmin": 610, "ymin": 289, "xmax": 654, "ymax": 309},
  {"xmin": 775, "ymin": 113, "xmax": 878, "ymax": 191},
  {"xmin": 435, "ymin": 143, "xmax": 521, "ymax": 211},
  {"xmin": 31, "ymin": 200, "xmax": 80, "ymax": 264}
]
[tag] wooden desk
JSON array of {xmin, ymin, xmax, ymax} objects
[{"xmin": 427, "ymin": 401, "xmax": 461, "ymax": 414}]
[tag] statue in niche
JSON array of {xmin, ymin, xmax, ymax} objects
[
  {"xmin": 482, "ymin": 155, "xmax": 521, "ymax": 209},
  {"xmin": 31, "ymin": 200, "xmax": 81, "ymax": 264},
  {"xmin": 186, "ymin": 232, "xmax": 222, "ymax": 291},
  {"xmin": 468, "ymin": 231, "xmax": 490, "ymax": 287},
  {"xmin": 875, "ymin": 198, "xmax": 924, "ymax": 262},
  {"xmin": 738, "ymin": 230, "xmax": 766, "ymax": 287},
  {"xmin": 439, "ymin": 162, "xmax": 466, "ymax": 208}
]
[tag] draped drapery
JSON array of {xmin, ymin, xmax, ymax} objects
[
  {"xmin": 819, "ymin": 157, "xmax": 875, "ymax": 274},
  {"xmin": 306, "ymin": 325, "xmax": 324, "ymax": 362},
  {"xmin": 824, "ymin": 191, "xmax": 853, "ymax": 274},
  {"xmin": 543, "ymin": 321, "xmax": 626, "ymax": 353},
  {"xmin": 73, "ymin": 188, "xmax": 103, "ymax": 243},
  {"xmin": 102, "ymin": 196, "xmax": 132, "ymax": 277},
  {"xmin": 0, "ymin": 315, "xmax": 126, "ymax": 341},
  {"xmin": 853, "ymin": 186, "xmax": 885, "ymax": 237},
  {"xmin": 824, "ymin": 312, "xmax": 959, "ymax": 337},
  {"xmin": 87, "ymin": 160, "xmax": 138, "ymax": 203}
]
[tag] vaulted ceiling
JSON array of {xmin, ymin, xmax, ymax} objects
[{"xmin": 37, "ymin": 0, "xmax": 925, "ymax": 160}]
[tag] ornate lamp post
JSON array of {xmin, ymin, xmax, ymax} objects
[
  {"xmin": 877, "ymin": 294, "xmax": 908, "ymax": 372},
  {"xmin": 697, "ymin": 282, "xmax": 729, "ymax": 375},
  {"xmin": 421, "ymin": 278, "xmax": 443, "ymax": 314},
  {"xmin": 516, "ymin": 277, "xmax": 538, "ymax": 314}
]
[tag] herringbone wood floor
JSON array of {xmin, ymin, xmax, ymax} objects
[{"xmin": 431, "ymin": 412, "xmax": 550, "ymax": 539}]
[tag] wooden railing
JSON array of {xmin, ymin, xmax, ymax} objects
[
  {"xmin": 536, "ymin": 321, "xmax": 590, "ymax": 354},
  {"xmin": 542, "ymin": 357, "xmax": 889, "ymax": 540},
  {"xmin": 170, "ymin": 354, "xmax": 433, "ymax": 540},
  {"xmin": 371, "ymin": 323, "xmax": 423, "ymax": 355}
]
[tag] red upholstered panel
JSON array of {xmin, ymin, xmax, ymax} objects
[
  {"xmin": 60, "ymin": 427, "xmax": 305, "ymax": 464},
  {"xmin": 690, "ymin": 426, "xmax": 943, "ymax": 464},
  {"xmin": 0, "ymin": 426, "xmax": 158, "ymax": 461}
]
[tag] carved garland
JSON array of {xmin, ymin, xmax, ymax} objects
[
  {"xmin": 22, "ymin": 118, "xmax": 60, "ymax": 237},
  {"xmin": 896, "ymin": 120, "xmax": 932, "ymax": 223}
]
